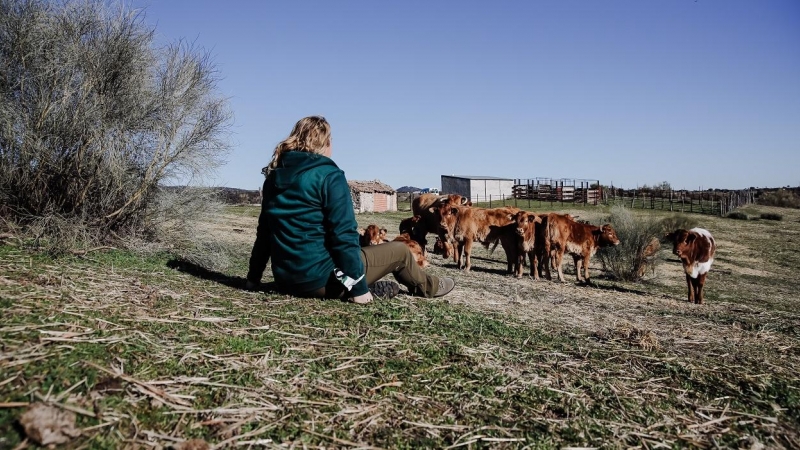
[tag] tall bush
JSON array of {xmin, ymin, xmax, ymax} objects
[
  {"xmin": 0, "ymin": 0, "xmax": 232, "ymax": 248},
  {"xmin": 597, "ymin": 207, "xmax": 695, "ymax": 281}
]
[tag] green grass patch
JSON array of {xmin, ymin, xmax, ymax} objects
[{"xmin": 3, "ymin": 204, "xmax": 800, "ymax": 448}]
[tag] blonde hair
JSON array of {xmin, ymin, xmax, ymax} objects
[{"xmin": 264, "ymin": 116, "xmax": 331, "ymax": 175}]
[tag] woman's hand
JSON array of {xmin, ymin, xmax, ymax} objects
[{"xmin": 350, "ymin": 292, "xmax": 373, "ymax": 304}]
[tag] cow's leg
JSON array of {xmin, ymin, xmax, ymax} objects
[
  {"xmin": 411, "ymin": 226, "xmax": 428, "ymax": 255},
  {"xmin": 515, "ymin": 252, "xmax": 524, "ymax": 278},
  {"xmin": 505, "ymin": 242, "xmax": 515, "ymax": 274},
  {"xmin": 685, "ymin": 274, "xmax": 695, "ymax": 303},
  {"xmin": 555, "ymin": 249, "xmax": 566, "ymax": 282},
  {"xmin": 539, "ymin": 246, "xmax": 552, "ymax": 280},
  {"xmin": 583, "ymin": 255, "xmax": 591, "ymax": 284},
  {"xmin": 529, "ymin": 251, "xmax": 538, "ymax": 280},
  {"xmin": 696, "ymin": 273, "xmax": 708, "ymax": 304},
  {"xmin": 572, "ymin": 254, "xmax": 583, "ymax": 282},
  {"xmin": 463, "ymin": 239, "xmax": 474, "ymax": 272}
]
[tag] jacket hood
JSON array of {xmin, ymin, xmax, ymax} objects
[{"xmin": 271, "ymin": 151, "xmax": 337, "ymax": 189}]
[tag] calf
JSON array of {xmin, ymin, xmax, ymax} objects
[
  {"xmin": 438, "ymin": 204, "xmax": 520, "ymax": 271},
  {"xmin": 399, "ymin": 216, "xmax": 419, "ymax": 235},
  {"xmin": 665, "ymin": 228, "xmax": 716, "ymax": 304},
  {"xmin": 547, "ymin": 214, "xmax": 620, "ymax": 283},
  {"xmin": 483, "ymin": 212, "xmax": 546, "ymax": 278},
  {"xmin": 393, "ymin": 233, "xmax": 429, "ymax": 268},
  {"xmin": 411, "ymin": 193, "xmax": 471, "ymax": 258},
  {"xmin": 512, "ymin": 211, "xmax": 547, "ymax": 279},
  {"xmin": 483, "ymin": 222, "xmax": 520, "ymax": 275},
  {"xmin": 358, "ymin": 224, "xmax": 388, "ymax": 247}
]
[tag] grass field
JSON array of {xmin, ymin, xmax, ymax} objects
[{"xmin": 1, "ymin": 204, "xmax": 799, "ymax": 449}]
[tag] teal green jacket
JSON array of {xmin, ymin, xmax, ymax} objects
[{"xmin": 246, "ymin": 151, "xmax": 368, "ymax": 296}]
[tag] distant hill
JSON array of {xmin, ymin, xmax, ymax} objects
[{"xmin": 396, "ymin": 186, "xmax": 421, "ymax": 193}]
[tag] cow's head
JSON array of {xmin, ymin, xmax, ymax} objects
[
  {"xmin": 595, "ymin": 224, "xmax": 621, "ymax": 247},
  {"xmin": 437, "ymin": 204, "xmax": 459, "ymax": 241},
  {"xmin": 514, "ymin": 211, "xmax": 541, "ymax": 238},
  {"xmin": 399, "ymin": 215, "xmax": 420, "ymax": 235},
  {"xmin": 665, "ymin": 229, "xmax": 694, "ymax": 258},
  {"xmin": 359, "ymin": 224, "xmax": 385, "ymax": 246}
]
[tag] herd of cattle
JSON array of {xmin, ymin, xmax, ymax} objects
[{"xmin": 358, "ymin": 193, "xmax": 717, "ymax": 304}]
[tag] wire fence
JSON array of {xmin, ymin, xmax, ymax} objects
[{"xmin": 398, "ymin": 188, "xmax": 755, "ymax": 216}]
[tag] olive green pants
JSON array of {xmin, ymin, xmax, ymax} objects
[{"xmin": 302, "ymin": 241, "xmax": 440, "ymax": 299}]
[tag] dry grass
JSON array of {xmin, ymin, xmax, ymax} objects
[{"xmin": 1, "ymin": 205, "xmax": 799, "ymax": 448}]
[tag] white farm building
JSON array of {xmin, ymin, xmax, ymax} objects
[{"xmin": 441, "ymin": 175, "xmax": 515, "ymax": 203}]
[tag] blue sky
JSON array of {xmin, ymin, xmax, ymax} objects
[{"xmin": 129, "ymin": 0, "xmax": 799, "ymax": 191}]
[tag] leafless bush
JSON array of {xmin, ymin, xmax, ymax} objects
[
  {"xmin": 597, "ymin": 206, "xmax": 666, "ymax": 281},
  {"xmin": 147, "ymin": 187, "xmax": 231, "ymax": 271},
  {"xmin": 26, "ymin": 214, "xmax": 94, "ymax": 256},
  {"xmin": 0, "ymin": 0, "xmax": 232, "ymax": 252}
]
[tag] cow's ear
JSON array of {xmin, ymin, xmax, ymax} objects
[
  {"xmin": 466, "ymin": 200, "xmax": 473, "ymax": 206},
  {"xmin": 358, "ymin": 227, "xmax": 365, "ymax": 235},
  {"xmin": 685, "ymin": 233, "xmax": 697, "ymax": 244},
  {"xmin": 533, "ymin": 215, "xmax": 542, "ymax": 223}
]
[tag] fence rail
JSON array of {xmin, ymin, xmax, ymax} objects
[
  {"xmin": 603, "ymin": 188, "xmax": 755, "ymax": 216},
  {"xmin": 398, "ymin": 188, "xmax": 755, "ymax": 216}
]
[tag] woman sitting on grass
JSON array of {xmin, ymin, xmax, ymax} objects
[{"xmin": 246, "ymin": 116, "xmax": 454, "ymax": 304}]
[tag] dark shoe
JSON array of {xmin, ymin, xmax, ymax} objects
[
  {"xmin": 369, "ymin": 280, "xmax": 400, "ymax": 299},
  {"xmin": 245, "ymin": 279, "xmax": 260, "ymax": 291},
  {"xmin": 434, "ymin": 277, "xmax": 455, "ymax": 297}
]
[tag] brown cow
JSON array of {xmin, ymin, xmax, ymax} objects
[
  {"xmin": 359, "ymin": 224, "xmax": 388, "ymax": 247},
  {"xmin": 482, "ymin": 212, "xmax": 545, "ymax": 278},
  {"xmin": 547, "ymin": 214, "xmax": 620, "ymax": 283},
  {"xmin": 393, "ymin": 233, "xmax": 429, "ymax": 268},
  {"xmin": 512, "ymin": 211, "xmax": 548, "ymax": 279},
  {"xmin": 438, "ymin": 204, "xmax": 520, "ymax": 271},
  {"xmin": 410, "ymin": 193, "xmax": 471, "ymax": 257},
  {"xmin": 665, "ymin": 228, "xmax": 716, "ymax": 304}
]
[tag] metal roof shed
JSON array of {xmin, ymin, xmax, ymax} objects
[{"xmin": 441, "ymin": 175, "xmax": 515, "ymax": 203}]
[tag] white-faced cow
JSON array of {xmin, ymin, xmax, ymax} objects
[{"xmin": 665, "ymin": 228, "xmax": 716, "ymax": 304}]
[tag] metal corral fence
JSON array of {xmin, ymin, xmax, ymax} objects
[
  {"xmin": 603, "ymin": 188, "xmax": 755, "ymax": 216},
  {"xmin": 399, "ymin": 186, "xmax": 755, "ymax": 216}
]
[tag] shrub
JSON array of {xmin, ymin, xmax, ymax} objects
[
  {"xmin": 0, "ymin": 0, "xmax": 232, "ymax": 251},
  {"xmin": 760, "ymin": 213, "xmax": 783, "ymax": 221},
  {"xmin": 148, "ymin": 187, "xmax": 231, "ymax": 271},
  {"xmin": 758, "ymin": 190, "xmax": 800, "ymax": 208},
  {"xmin": 727, "ymin": 211, "xmax": 749, "ymax": 220},
  {"xmin": 656, "ymin": 214, "xmax": 697, "ymax": 235},
  {"xmin": 597, "ymin": 206, "xmax": 665, "ymax": 282}
]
